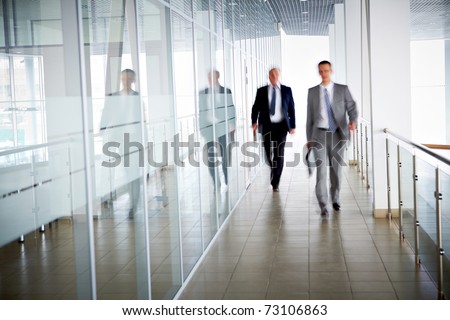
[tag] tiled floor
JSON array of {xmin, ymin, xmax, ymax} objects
[
  {"xmin": 179, "ymin": 162, "xmax": 439, "ymax": 300},
  {"xmin": 0, "ymin": 138, "xmax": 442, "ymax": 300}
]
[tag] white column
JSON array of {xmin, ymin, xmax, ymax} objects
[
  {"xmin": 334, "ymin": 3, "xmax": 346, "ymax": 83},
  {"xmin": 329, "ymin": 24, "xmax": 336, "ymax": 66},
  {"xmin": 344, "ymin": 0, "xmax": 362, "ymax": 107},
  {"xmin": 367, "ymin": 0, "xmax": 412, "ymax": 217}
]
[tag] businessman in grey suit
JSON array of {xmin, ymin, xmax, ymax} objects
[{"xmin": 306, "ymin": 61, "xmax": 358, "ymax": 215}]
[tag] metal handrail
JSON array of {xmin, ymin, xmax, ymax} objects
[{"xmin": 384, "ymin": 128, "xmax": 450, "ymax": 166}]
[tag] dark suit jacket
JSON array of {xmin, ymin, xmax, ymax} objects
[{"xmin": 251, "ymin": 84, "xmax": 296, "ymax": 135}]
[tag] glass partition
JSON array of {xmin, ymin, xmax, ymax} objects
[
  {"xmin": 82, "ymin": 0, "xmax": 151, "ymax": 300},
  {"xmin": 440, "ymin": 169, "xmax": 450, "ymax": 298},
  {"xmin": 399, "ymin": 146, "xmax": 415, "ymax": 246},
  {"xmin": 387, "ymin": 139, "xmax": 399, "ymax": 216},
  {"xmin": 0, "ymin": 0, "xmax": 94, "ymax": 299},
  {"xmin": 0, "ymin": 0, "xmax": 281, "ymax": 300},
  {"xmin": 173, "ymin": 12, "xmax": 203, "ymax": 280},
  {"xmin": 416, "ymin": 157, "xmax": 438, "ymax": 283},
  {"xmin": 137, "ymin": 0, "xmax": 182, "ymax": 300}
]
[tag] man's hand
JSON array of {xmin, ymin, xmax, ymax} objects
[
  {"xmin": 306, "ymin": 142, "xmax": 311, "ymax": 150},
  {"xmin": 348, "ymin": 121, "xmax": 357, "ymax": 131},
  {"xmin": 252, "ymin": 123, "xmax": 258, "ymax": 132},
  {"xmin": 289, "ymin": 128, "xmax": 296, "ymax": 135}
]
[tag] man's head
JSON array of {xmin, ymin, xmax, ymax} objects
[
  {"xmin": 268, "ymin": 67, "xmax": 280, "ymax": 86},
  {"xmin": 121, "ymin": 69, "xmax": 136, "ymax": 89},
  {"xmin": 318, "ymin": 60, "xmax": 332, "ymax": 84},
  {"xmin": 208, "ymin": 70, "xmax": 220, "ymax": 87}
]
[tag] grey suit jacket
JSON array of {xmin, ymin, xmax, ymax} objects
[{"xmin": 306, "ymin": 83, "xmax": 358, "ymax": 142}]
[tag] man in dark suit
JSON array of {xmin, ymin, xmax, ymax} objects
[
  {"xmin": 306, "ymin": 60, "xmax": 358, "ymax": 215},
  {"xmin": 199, "ymin": 70, "xmax": 236, "ymax": 193},
  {"xmin": 251, "ymin": 67, "xmax": 296, "ymax": 192}
]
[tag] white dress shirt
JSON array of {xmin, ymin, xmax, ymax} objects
[
  {"xmin": 317, "ymin": 82, "xmax": 334, "ymax": 129},
  {"xmin": 268, "ymin": 82, "xmax": 284, "ymax": 123}
]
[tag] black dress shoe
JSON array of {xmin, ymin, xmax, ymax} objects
[
  {"xmin": 321, "ymin": 208, "xmax": 328, "ymax": 216},
  {"xmin": 272, "ymin": 187, "xmax": 279, "ymax": 192},
  {"xmin": 333, "ymin": 203, "xmax": 341, "ymax": 211}
]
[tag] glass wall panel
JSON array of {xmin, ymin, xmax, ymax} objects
[
  {"xmin": 172, "ymin": 0, "xmax": 193, "ymax": 18},
  {"xmin": 235, "ymin": 48, "xmax": 248, "ymax": 194},
  {"xmin": 137, "ymin": 0, "xmax": 182, "ymax": 299},
  {"xmin": 0, "ymin": 4, "xmax": 4, "ymax": 48},
  {"xmin": 224, "ymin": 42, "xmax": 238, "ymax": 210},
  {"xmin": 211, "ymin": 34, "xmax": 231, "ymax": 226},
  {"xmin": 0, "ymin": 0, "xmax": 94, "ymax": 299},
  {"xmin": 416, "ymin": 158, "xmax": 438, "ymax": 283},
  {"xmin": 223, "ymin": 0, "xmax": 234, "ymax": 44},
  {"xmin": 210, "ymin": 0, "xmax": 223, "ymax": 38},
  {"xmin": 399, "ymin": 147, "xmax": 414, "ymax": 248},
  {"xmin": 82, "ymin": 0, "xmax": 150, "ymax": 300},
  {"xmin": 441, "ymin": 170, "xmax": 450, "ymax": 298},
  {"xmin": 194, "ymin": 24, "xmax": 217, "ymax": 248},
  {"xmin": 194, "ymin": 0, "xmax": 210, "ymax": 29},
  {"xmin": 0, "ymin": 0, "xmax": 280, "ymax": 300},
  {"xmin": 172, "ymin": 11, "xmax": 203, "ymax": 280}
]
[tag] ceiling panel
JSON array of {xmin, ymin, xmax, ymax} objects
[
  {"xmin": 269, "ymin": 0, "xmax": 343, "ymax": 36},
  {"xmin": 266, "ymin": 0, "xmax": 450, "ymax": 40},
  {"xmin": 410, "ymin": 0, "xmax": 450, "ymax": 40}
]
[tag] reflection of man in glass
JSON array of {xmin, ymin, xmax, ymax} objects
[
  {"xmin": 100, "ymin": 69, "xmax": 142, "ymax": 219},
  {"xmin": 199, "ymin": 70, "xmax": 236, "ymax": 194}
]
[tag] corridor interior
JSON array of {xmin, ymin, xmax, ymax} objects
[{"xmin": 0, "ymin": 139, "xmax": 440, "ymax": 300}]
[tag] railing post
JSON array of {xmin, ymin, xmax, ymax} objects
[
  {"xmin": 356, "ymin": 125, "xmax": 360, "ymax": 173},
  {"xmin": 435, "ymin": 168, "xmax": 444, "ymax": 299},
  {"xmin": 385, "ymin": 133, "xmax": 392, "ymax": 220},
  {"xmin": 360, "ymin": 123, "xmax": 364, "ymax": 180},
  {"xmin": 365, "ymin": 124, "xmax": 370, "ymax": 189},
  {"xmin": 352, "ymin": 128, "xmax": 357, "ymax": 166},
  {"xmin": 412, "ymin": 154, "xmax": 420, "ymax": 265},
  {"xmin": 397, "ymin": 144, "xmax": 403, "ymax": 239}
]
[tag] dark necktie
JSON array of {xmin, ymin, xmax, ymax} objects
[{"xmin": 270, "ymin": 86, "xmax": 276, "ymax": 116}]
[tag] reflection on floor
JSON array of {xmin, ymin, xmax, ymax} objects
[{"xmin": 179, "ymin": 164, "xmax": 439, "ymax": 300}]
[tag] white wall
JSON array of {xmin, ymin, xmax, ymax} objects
[
  {"xmin": 281, "ymin": 35, "xmax": 330, "ymax": 139},
  {"xmin": 411, "ymin": 40, "xmax": 446, "ymax": 144}
]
